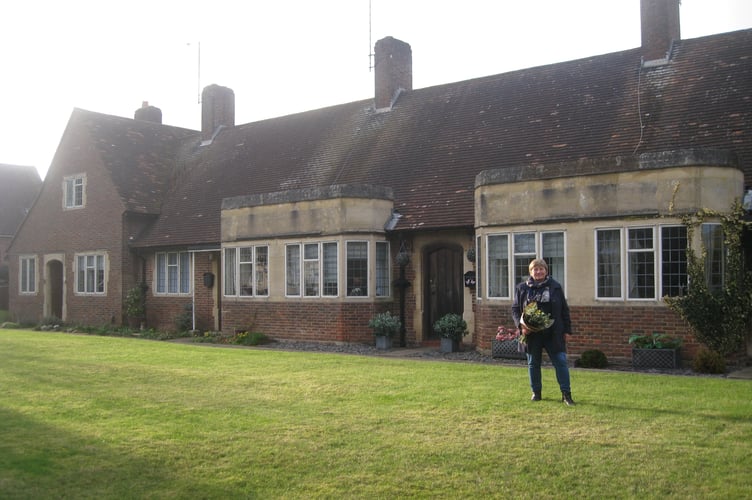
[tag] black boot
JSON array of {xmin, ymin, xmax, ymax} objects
[
  {"xmin": 531, "ymin": 391, "xmax": 541, "ymax": 401},
  {"xmin": 561, "ymin": 391, "xmax": 575, "ymax": 406}
]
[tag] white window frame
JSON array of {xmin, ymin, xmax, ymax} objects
[
  {"xmin": 375, "ymin": 241, "xmax": 391, "ymax": 298},
  {"xmin": 155, "ymin": 251, "xmax": 191, "ymax": 295},
  {"xmin": 594, "ymin": 224, "xmax": 688, "ymax": 301},
  {"xmin": 284, "ymin": 241, "xmax": 340, "ymax": 298},
  {"xmin": 322, "ymin": 242, "xmax": 339, "ymax": 297},
  {"xmin": 485, "ymin": 231, "xmax": 566, "ymax": 299},
  {"xmin": 595, "ymin": 228, "xmax": 623, "ymax": 300},
  {"xmin": 285, "ymin": 244, "xmax": 302, "ymax": 297},
  {"xmin": 223, "ymin": 245, "xmax": 269, "ymax": 297},
  {"xmin": 63, "ymin": 174, "xmax": 86, "ymax": 209},
  {"xmin": 346, "ymin": 241, "xmax": 369, "ymax": 298},
  {"xmin": 75, "ymin": 252, "xmax": 106, "ymax": 295},
  {"xmin": 19, "ymin": 255, "xmax": 37, "ymax": 294}
]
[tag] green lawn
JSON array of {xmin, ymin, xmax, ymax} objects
[{"xmin": 1, "ymin": 329, "xmax": 750, "ymax": 499}]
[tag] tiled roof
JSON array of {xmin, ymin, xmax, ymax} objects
[
  {"xmin": 127, "ymin": 28, "xmax": 751, "ymax": 247},
  {"xmin": 67, "ymin": 109, "xmax": 198, "ymax": 214},
  {"xmin": 0, "ymin": 164, "xmax": 41, "ymax": 235}
]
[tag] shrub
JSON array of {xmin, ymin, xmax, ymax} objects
[
  {"xmin": 232, "ymin": 331, "xmax": 268, "ymax": 346},
  {"xmin": 664, "ymin": 201, "xmax": 752, "ymax": 356},
  {"xmin": 692, "ymin": 349, "xmax": 727, "ymax": 374},
  {"xmin": 628, "ymin": 332, "xmax": 682, "ymax": 349},
  {"xmin": 368, "ymin": 312, "xmax": 401, "ymax": 338},
  {"xmin": 175, "ymin": 303, "xmax": 193, "ymax": 332},
  {"xmin": 124, "ymin": 285, "xmax": 146, "ymax": 323},
  {"xmin": 575, "ymin": 349, "xmax": 608, "ymax": 369},
  {"xmin": 433, "ymin": 313, "xmax": 468, "ymax": 341}
]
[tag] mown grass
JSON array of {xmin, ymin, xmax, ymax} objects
[{"xmin": 1, "ymin": 329, "xmax": 750, "ymax": 499}]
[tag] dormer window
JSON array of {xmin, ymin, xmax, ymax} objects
[{"xmin": 63, "ymin": 174, "xmax": 86, "ymax": 209}]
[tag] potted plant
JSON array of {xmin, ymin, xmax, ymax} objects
[
  {"xmin": 368, "ymin": 312, "xmax": 401, "ymax": 350},
  {"xmin": 433, "ymin": 313, "xmax": 468, "ymax": 353},
  {"xmin": 628, "ymin": 332, "xmax": 683, "ymax": 369}
]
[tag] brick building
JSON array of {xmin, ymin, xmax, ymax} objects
[{"xmin": 7, "ymin": 0, "xmax": 752, "ymax": 363}]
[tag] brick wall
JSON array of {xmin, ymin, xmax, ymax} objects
[{"xmin": 475, "ymin": 301, "xmax": 701, "ymax": 365}]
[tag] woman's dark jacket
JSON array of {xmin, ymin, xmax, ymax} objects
[{"xmin": 512, "ymin": 276, "xmax": 572, "ymax": 353}]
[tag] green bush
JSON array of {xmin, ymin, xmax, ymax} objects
[
  {"xmin": 174, "ymin": 303, "xmax": 193, "ymax": 332},
  {"xmin": 368, "ymin": 312, "xmax": 401, "ymax": 338},
  {"xmin": 692, "ymin": 349, "xmax": 727, "ymax": 374},
  {"xmin": 433, "ymin": 313, "xmax": 468, "ymax": 341},
  {"xmin": 628, "ymin": 332, "xmax": 682, "ymax": 349},
  {"xmin": 575, "ymin": 349, "xmax": 608, "ymax": 368},
  {"xmin": 664, "ymin": 201, "xmax": 752, "ymax": 356},
  {"xmin": 232, "ymin": 331, "xmax": 268, "ymax": 346}
]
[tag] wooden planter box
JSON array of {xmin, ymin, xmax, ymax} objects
[
  {"xmin": 492, "ymin": 339, "xmax": 526, "ymax": 359},
  {"xmin": 632, "ymin": 348, "xmax": 681, "ymax": 369}
]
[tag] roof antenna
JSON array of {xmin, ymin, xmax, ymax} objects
[
  {"xmin": 368, "ymin": 0, "xmax": 374, "ymax": 71},
  {"xmin": 196, "ymin": 41, "xmax": 201, "ymax": 104},
  {"xmin": 187, "ymin": 42, "xmax": 202, "ymax": 104}
]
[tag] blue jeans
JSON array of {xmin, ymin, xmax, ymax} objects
[{"xmin": 526, "ymin": 344, "xmax": 571, "ymax": 393}]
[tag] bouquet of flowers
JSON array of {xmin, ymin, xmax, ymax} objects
[{"xmin": 520, "ymin": 302, "xmax": 554, "ymax": 334}]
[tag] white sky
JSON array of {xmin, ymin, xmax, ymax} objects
[{"xmin": 2, "ymin": 0, "xmax": 751, "ymax": 180}]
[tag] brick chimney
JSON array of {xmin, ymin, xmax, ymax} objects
[
  {"xmin": 640, "ymin": 0, "xmax": 681, "ymax": 61},
  {"xmin": 374, "ymin": 37, "xmax": 412, "ymax": 111},
  {"xmin": 201, "ymin": 84, "xmax": 235, "ymax": 141},
  {"xmin": 134, "ymin": 101, "xmax": 162, "ymax": 124}
]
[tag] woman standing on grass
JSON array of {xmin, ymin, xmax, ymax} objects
[{"xmin": 512, "ymin": 258, "xmax": 575, "ymax": 406}]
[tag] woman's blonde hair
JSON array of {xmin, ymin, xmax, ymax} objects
[{"xmin": 528, "ymin": 258, "xmax": 548, "ymax": 273}]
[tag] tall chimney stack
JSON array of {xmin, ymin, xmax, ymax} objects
[
  {"xmin": 640, "ymin": 0, "xmax": 681, "ymax": 61},
  {"xmin": 201, "ymin": 84, "xmax": 235, "ymax": 141},
  {"xmin": 374, "ymin": 37, "xmax": 412, "ymax": 111}
]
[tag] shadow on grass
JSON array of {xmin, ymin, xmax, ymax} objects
[{"xmin": 0, "ymin": 407, "xmax": 249, "ymax": 498}]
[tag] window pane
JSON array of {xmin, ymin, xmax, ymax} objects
[
  {"xmin": 167, "ymin": 253, "xmax": 179, "ymax": 293},
  {"xmin": 86, "ymin": 255, "xmax": 95, "ymax": 293},
  {"xmin": 179, "ymin": 253, "xmax": 190, "ymax": 294},
  {"xmin": 376, "ymin": 242, "xmax": 390, "ymax": 297},
  {"xmin": 322, "ymin": 242, "xmax": 338, "ymax": 296},
  {"xmin": 74, "ymin": 178, "xmax": 83, "ymax": 206},
  {"xmin": 20, "ymin": 257, "xmax": 35, "ymax": 293},
  {"xmin": 255, "ymin": 246, "xmax": 269, "ymax": 296},
  {"xmin": 346, "ymin": 242, "xmax": 368, "ymax": 296},
  {"xmin": 628, "ymin": 228, "xmax": 655, "ymax": 299},
  {"xmin": 156, "ymin": 253, "xmax": 167, "ymax": 293},
  {"xmin": 661, "ymin": 226, "xmax": 687, "ymax": 297},
  {"xmin": 96, "ymin": 255, "xmax": 105, "ymax": 293},
  {"xmin": 286, "ymin": 245, "xmax": 301, "ymax": 296},
  {"xmin": 542, "ymin": 232, "xmax": 565, "ymax": 289},
  {"xmin": 702, "ymin": 224, "xmax": 724, "ymax": 293},
  {"xmin": 487, "ymin": 234, "xmax": 509, "ymax": 298},
  {"xmin": 77, "ymin": 256, "xmax": 85, "ymax": 293},
  {"xmin": 475, "ymin": 236, "xmax": 482, "ymax": 300},
  {"xmin": 239, "ymin": 247, "xmax": 254, "ymax": 296},
  {"xmin": 224, "ymin": 248, "xmax": 237, "ymax": 296},
  {"xmin": 597, "ymin": 229, "xmax": 621, "ymax": 298},
  {"xmin": 304, "ymin": 244, "xmax": 319, "ymax": 297},
  {"xmin": 513, "ymin": 233, "xmax": 536, "ymax": 285}
]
